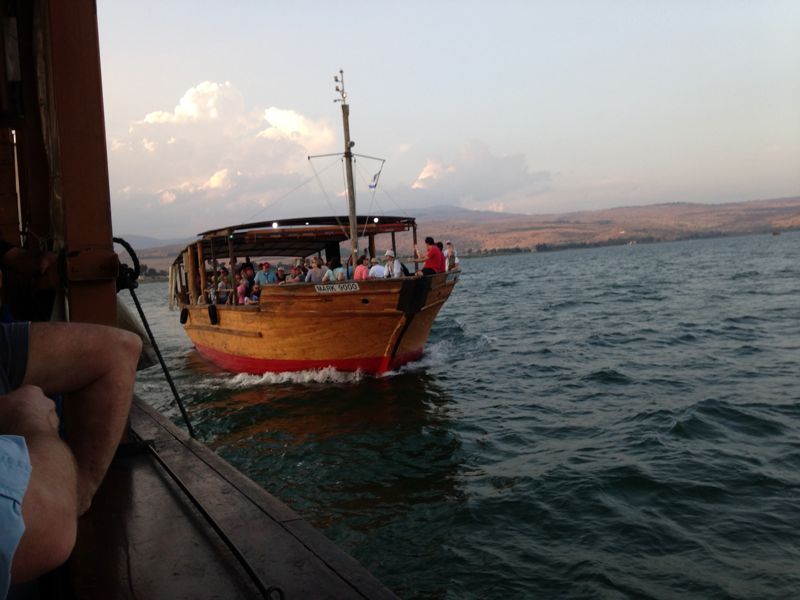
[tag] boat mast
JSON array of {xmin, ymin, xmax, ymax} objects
[{"xmin": 334, "ymin": 70, "xmax": 359, "ymax": 266}]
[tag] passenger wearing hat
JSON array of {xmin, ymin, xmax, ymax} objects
[
  {"xmin": 383, "ymin": 249, "xmax": 403, "ymax": 278},
  {"xmin": 368, "ymin": 256, "xmax": 386, "ymax": 279}
]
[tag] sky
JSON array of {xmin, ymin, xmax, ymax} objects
[{"xmin": 97, "ymin": 1, "xmax": 800, "ymax": 239}]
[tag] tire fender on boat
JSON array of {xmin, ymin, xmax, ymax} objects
[
  {"xmin": 179, "ymin": 308, "xmax": 189, "ymax": 324},
  {"xmin": 208, "ymin": 304, "xmax": 219, "ymax": 325}
]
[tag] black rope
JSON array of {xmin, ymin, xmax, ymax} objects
[
  {"xmin": 146, "ymin": 441, "xmax": 285, "ymax": 600},
  {"xmin": 113, "ymin": 237, "xmax": 197, "ymax": 439}
]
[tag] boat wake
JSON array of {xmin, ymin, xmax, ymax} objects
[{"xmin": 222, "ymin": 368, "xmax": 367, "ymax": 387}]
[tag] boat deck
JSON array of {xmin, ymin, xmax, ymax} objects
[{"xmin": 66, "ymin": 398, "xmax": 397, "ymax": 599}]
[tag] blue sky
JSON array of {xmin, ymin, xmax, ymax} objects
[{"xmin": 97, "ymin": 1, "xmax": 800, "ymax": 238}]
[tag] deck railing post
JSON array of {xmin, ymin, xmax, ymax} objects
[
  {"xmin": 197, "ymin": 241, "xmax": 207, "ymax": 304},
  {"xmin": 412, "ymin": 223, "xmax": 419, "ymax": 272},
  {"xmin": 185, "ymin": 245, "xmax": 198, "ymax": 304}
]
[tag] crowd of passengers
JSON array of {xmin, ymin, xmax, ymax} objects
[{"xmin": 204, "ymin": 237, "xmax": 459, "ymax": 305}]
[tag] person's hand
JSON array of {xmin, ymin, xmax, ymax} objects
[{"xmin": 0, "ymin": 385, "xmax": 59, "ymax": 436}]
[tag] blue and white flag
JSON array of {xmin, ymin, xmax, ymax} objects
[{"xmin": 368, "ymin": 172, "xmax": 380, "ymax": 189}]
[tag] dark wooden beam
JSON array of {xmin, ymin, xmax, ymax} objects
[{"xmin": 46, "ymin": 0, "xmax": 117, "ymax": 325}]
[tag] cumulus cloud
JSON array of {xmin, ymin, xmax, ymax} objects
[
  {"xmin": 140, "ymin": 81, "xmax": 238, "ymax": 124},
  {"xmin": 408, "ymin": 140, "xmax": 550, "ymax": 212},
  {"xmin": 108, "ymin": 81, "xmax": 341, "ymax": 237},
  {"xmin": 257, "ymin": 107, "xmax": 333, "ymax": 154},
  {"xmin": 411, "ymin": 159, "xmax": 455, "ymax": 190},
  {"xmin": 200, "ymin": 168, "xmax": 232, "ymax": 191}
]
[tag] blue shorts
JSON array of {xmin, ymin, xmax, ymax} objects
[
  {"xmin": 0, "ymin": 322, "xmax": 32, "ymax": 594},
  {"xmin": 0, "ymin": 436, "xmax": 31, "ymax": 597}
]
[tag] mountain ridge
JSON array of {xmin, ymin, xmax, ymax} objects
[{"xmin": 124, "ymin": 195, "xmax": 800, "ymax": 270}]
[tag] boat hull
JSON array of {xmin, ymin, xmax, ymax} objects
[{"xmin": 181, "ymin": 272, "xmax": 458, "ymax": 374}]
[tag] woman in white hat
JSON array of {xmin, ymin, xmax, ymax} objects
[{"xmin": 383, "ymin": 249, "xmax": 403, "ymax": 278}]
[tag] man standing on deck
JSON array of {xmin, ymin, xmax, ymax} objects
[{"xmin": 0, "ymin": 319, "xmax": 141, "ymax": 593}]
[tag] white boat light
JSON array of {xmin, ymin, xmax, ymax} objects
[{"xmin": 272, "ymin": 222, "xmax": 279, "ymax": 228}]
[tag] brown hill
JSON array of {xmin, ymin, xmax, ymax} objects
[
  {"xmin": 125, "ymin": 196, "xmax": 800, "ymax": 270},
  {"xmin": 420, "ymin": 196, "xmax": 800, "ymax": 254}
]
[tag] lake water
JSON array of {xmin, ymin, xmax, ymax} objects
[{"xmin": 126, "ymin": 231, "xmax": 800, "ymax": 599}]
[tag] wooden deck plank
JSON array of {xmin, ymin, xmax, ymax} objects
[{"xmin": 67, "ymin": 397, "xmax": 397, "ymax": 599}]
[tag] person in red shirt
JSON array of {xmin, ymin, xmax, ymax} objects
[{"xmin": 415, "ymin": 237, "xmax": 446, "ymax": 275}]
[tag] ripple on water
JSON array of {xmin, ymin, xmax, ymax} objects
[{"xmin": 582, "ymin": 368, "xmax": 634, "ymax": 385}]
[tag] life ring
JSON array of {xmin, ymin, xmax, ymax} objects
[
  {"xmin": 208, "ymin": 304, "xmax": 218, "ymax": 325},
  {"xmin": 179, "ymin": 308, "xmax": 189, "ymax": 324}
]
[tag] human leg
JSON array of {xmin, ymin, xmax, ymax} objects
[{"xmin": 0, "ymin": 385, "xmax": 78, "ymax": 583}]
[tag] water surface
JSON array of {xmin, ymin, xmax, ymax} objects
[{"xmin": 128, "ymin": 232, "xmax": 800, "ymax": 599}]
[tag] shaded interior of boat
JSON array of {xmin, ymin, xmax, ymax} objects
[
  {"xmin": 2, "ymin": 1, "xmax": 397, "ymax": 597},
  {"xmin": 170, "ymin": 215, "xmax": 420, "ymax": 304}
]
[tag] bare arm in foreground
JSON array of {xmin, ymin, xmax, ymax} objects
[{"xmin": 22, "ymin": 322, "xmax": 142, "ymax": 514}]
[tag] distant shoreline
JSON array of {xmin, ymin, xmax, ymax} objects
[{"xmin": 459, "ymin": 226, "xmax": 798, "ymax": 259}]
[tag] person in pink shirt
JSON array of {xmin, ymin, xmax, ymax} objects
[
  {"xmin": 415, "ymin": 237, "xmax": 446, "ymax": 275},
  {"xmin": 353, "ymin": 255, "xmax": 370, "ymax": 281}
]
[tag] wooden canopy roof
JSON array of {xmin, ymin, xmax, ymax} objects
[{"xmin": 175, "ymin": 215, "xmax": 416, "ymax": 265}]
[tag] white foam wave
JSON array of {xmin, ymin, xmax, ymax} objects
[
  {"xmin": 392, "ymin": 340, "xmax": 451, "ymax": 374},
  {"xmin": 190, "ymin": 367, "xmax": 368, "ymax": 390}
]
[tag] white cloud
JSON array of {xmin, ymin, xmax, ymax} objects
[
  {"xmin": 140, "ymin": 81, "xmax": 238, "ymax": 124},
  {"xmin": 110, "ymin": 139, "xmax": 129, "ymax": 152},
  {"xmin": 200, "ymin": 168, "xmax": 232, "ymax": 191},
  {"xmin": 257, "ymin": 107, "xmax": 334, "ymax": 154},
  {"xmin": 411, "ymin": 159, "xmax": 455, "ymax": 190},
  {"xmin": 107, "ymin": 81, "xmax": 344, "ymax": 237},
  {"xmin": 408, "ymin": 141, "xmax": 550, "ymax": 212}
]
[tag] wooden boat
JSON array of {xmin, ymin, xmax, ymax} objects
[
  {"xmin": 170, "ymin": 216, "xmax": 459, "ymax": 373},
  {"xmin": 170, "ymin": 76, "xmax": 458, "ymax": 374}
]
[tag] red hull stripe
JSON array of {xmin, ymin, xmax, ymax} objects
[{"xmin": 194, "ymin": 343, "xmax": 424, "ymax": 374}]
